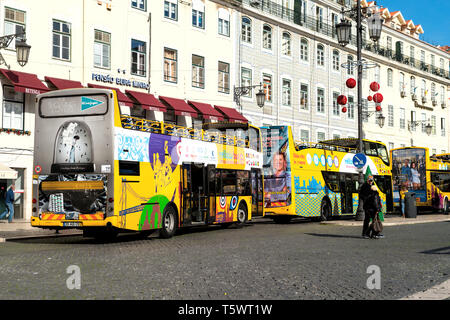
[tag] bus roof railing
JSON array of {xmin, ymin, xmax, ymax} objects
[
  {"xmin": 120, "ymin": 115, "xmax": 252, "ymax": 148},
  {"xmin": 294, "ymin": 140, "xmax": 357, "ymax": 153}
]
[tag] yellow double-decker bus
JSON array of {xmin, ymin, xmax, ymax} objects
[
  {"xmin": 391, "ymin": 147, "xmax": 450, "ymax": 213},
  {"xmin": 261, "ymin": 126, "xmax": 393, "ymax": 222},
  {"xmin": 31, "ymin": 88, "xmax": 264, "ymax": 239}
]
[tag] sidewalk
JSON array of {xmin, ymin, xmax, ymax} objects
[
  {"xmin": 320, "ymin": 213, "xmax": 450, "ymax": 226},
  {"xmin": 0, "ymin": 220, "xmax": 82, "ymax": 242}
]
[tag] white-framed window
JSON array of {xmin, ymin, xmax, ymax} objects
[
  {"xmin": 2, "ymin": 85, "xmax": 24, "ymax": 130},
  {"xmin": 218, "ymin": 9, "xmax": 230, "ymax": 37},
  {"xmin": 192, "ymin": 55, "xmax": 205, "ymax": 88},
  {"xmin": 282, "ymin": 79, "xmax": 291, "ymax": 106},
  {"xmin": 332, "ymin": 91, "xmax": 339, "ymax": 116},
  {"xmin": 410, "ymin": 76, "xmax": 416, "ymax": 94},
  {"xmin": 388, "ymin": 105, "xmax": 394, "ymax": 127},
  {"xmin": 388, "ymin": 142, "xmax": 394, "ymax": 151},
  {"xmin": 218, "ymin": 61, "xmax": 230, "ymax": 94},
  {"xmin": 52, "ymin": 19, "xmax": 71, "ymax": 61},
  {"xmin": 164, "ymin": 47, "xmax": 177, "ymax": 83},
  {"xmin": 374, "ymin": 65, "xmax": 380, "ymax": 83},
  {"xmin": 4, "ymin": 7, "xmax": 26, "ymax": 50},
  {"xmin": 362, "ymin": 99, "xmax": 368, "ymax": 123},
  {"xmin": 410, "ymin": 111, "xmax": 416, "ymax": 131},
  {"xmin": 192, "ymin": 0, "xmax": 205, "ymax": 29},
  {"xmin": 347, "ymin": 55, "xmax": 354, "ymax": 75},
  {"xmin": 300, "ymin": 83, "xmax": 308, "ymax": 110},
  {"xmin": 164, "ymin": 0, "xmax": 178, "ymax": 20},
  {"xmin": 263, "ymin": 73, "xmax": 272, "ymax": 103},
  {"xmin": 131, "ymin": 0, "xmax": 146, "ymax": 11},
  {"xmin": 399, "ymin": 108, "xmax": 405, "ymax": 129},
  {"xmin": 387, "ymin": 68, "xmax": 393, "ymax": 87},
  {"xmin": 241, "ymin": 16, "xmax": 252, "ymax": 43},
  {"xmin": 300, "ymin": 129, "xmax": 310, "ymax": 142},
  {"xmin": 421, "ymin": 79, "xmax": 426, "ymax": 97},
  {"xmin": 241, "ymin": 67, "xmax": 252, "ymax": 97},
  {"xmin": 300, "ymin": 38, "xmax": 309, "ymax": 62},
  {"xmin": 431, "ymin": 83, "xmax": 436, "ymax": 101},
  {"xmin": 316, "ymin": 6, "xmax": 323, "ymax": 31},
  {"xmin": 421, "ymin": 113, "xmax": 427, "ymax": 133},
  {"xmin": 262, "ymin": 24, "xmax": 272, "ymax": 50},
  {"xmin": 94, "ymin": 30, "xmax": 110, "ymax": 69},
  {"xmin": 399, "ymin": 72, "xmax": 405, "ymax": 91},
  {"xmin": 282, "ymin": 32, "xmax": 291, "ymax": 56},
  {"xmin": 332, "ymin": 50, "xmax": 340, "ymax": 71},
  {"xmin": 441, "ymin": 118, "xmax": 445, "ymax": 136},
  {"xmin": 441, "ymin": 86, "xmax": 445, "ymax": 104},
  {"xmin": 348, "ymin": 95, "xmax": 355, "ymax": 119},
  {"xmin": 131, "ymin": 39, "xmax": 146, "ymax": 76},
  {"xmin": 431, "ymin": 116, "xmax": 436, "ymax": 135},
  {"xmin": 317, "ymin": 87, "xmax": 325, "ymax": 113},
  {"xmin": 317, "ymin": 131, "xmax": 326, "ymax": 142},
  {"xmin": 317, "ymin": 44, "xmax": 325, "ymax": 66}
]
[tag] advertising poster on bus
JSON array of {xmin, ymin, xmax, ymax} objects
[
  {"xmin": 391, "ymin": 148, "xmax": 427, "ymax": 202},
  {"xmin": 262, "ymin": 126, "xmax": 291, "ymax": 208}
]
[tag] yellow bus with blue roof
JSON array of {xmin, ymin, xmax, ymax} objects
[{"xmin": 261, "ymin": 125, "xmax": 393, "ymax": 222}]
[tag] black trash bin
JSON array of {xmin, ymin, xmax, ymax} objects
[{"xmin": 404, "ymin": 192, "xmax": 417, "ymax": 218}]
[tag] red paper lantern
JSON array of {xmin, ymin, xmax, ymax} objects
[
  {"xmin": 346, "ymin": 78, "xmax": 356, "ymax": 89},
  {"xmin": 337, "ymin": 95, "xmax": 348, "ymax": 105},
  {"xmin": 370, "ymin": 81, "xmax": 380, "ymax": 92},
  {"xmin": 373, "ymin": 93, "xmax": 384, "ymax": 103},
  {"xmin": 376, "ymin": 105, "xmax": 382, "ymax": 112},
  {"xmin": 341, "ymin": 107, "xmax": 347, "ymax": 113},
  {"xmin": 367, "ymin": 95, "xmax": 373, "ymax": 101}
]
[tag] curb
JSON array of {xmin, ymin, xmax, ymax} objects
[{"xmin": 320, "ymin": 217, "xmax": 450, "ymax": 227}]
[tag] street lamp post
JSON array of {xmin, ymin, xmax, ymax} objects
[
  {"xmin": 234, "ymin": 82, "xmax": 266, "ymax": 111},
  {"xmin": 0, "ymin": 30, "xmax": 31, "ymax": 69},
  {"xmin": 336, "ymin": 1, "xmax": 383, "ymax": 221}
]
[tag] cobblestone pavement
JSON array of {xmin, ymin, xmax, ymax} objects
[{"xmin": 0, "ymin": 219, "xmax": 448, "ymax": 300}]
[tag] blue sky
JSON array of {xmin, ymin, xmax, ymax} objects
[{"xmin": 378, "ymin": 0, "xmax": 450, "ymax": 46}]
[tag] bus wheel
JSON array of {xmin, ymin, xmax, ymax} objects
[
  {"xmin": 320, "ymin": 200, "xmax": 331, "ymax": 221},
  {"xmin": 160, "ymin": 205, "xmax": 177, "ymax": 239},
  {"xmin": 236, "ymin": 202, "xmax": 248, "ymax": 226},
  {"xmin": 444, "ymin": 198, "xmax": 450, "ymax": 215}
]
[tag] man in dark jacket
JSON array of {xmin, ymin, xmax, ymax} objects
[
  {"xmin": 0, "ymin": 184, "xmax": 15, "ymax": 223},
  {"xmin": 360, "ymin": 176, "xmax": 381, "ymax": 238}
]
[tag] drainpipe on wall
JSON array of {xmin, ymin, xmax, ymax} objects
[{"xmin": 147, "ymin": 12, "xmax": 151, "ymax": 94}]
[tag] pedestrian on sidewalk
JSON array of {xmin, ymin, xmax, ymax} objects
[
  {"xmin": 360, "ymin": 176, "xmax": 383, "ymax": 239},
  {"xmin": 400, "ymin": 185, "xmax": 407, "ymax": 218},
  {"xmin": 0, "ymin": 184, "xmax": 15, "ymax": 223}
]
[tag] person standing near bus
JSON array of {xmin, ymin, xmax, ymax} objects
[
  {"xmin": 0, "ymin": 184, "xmax": 15, "ymax": 223},
  {"xmin": 400, "ymin": 185, "xmax": 407, "ymax": 218},
  {"xmin": 360, "ymin": 176, "xmax": 382, "ymax": 239}
]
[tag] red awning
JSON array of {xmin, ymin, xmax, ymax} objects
[
  {"xmin": 44, "ymin": 76, "xmax": 83, "ymax": 90},
  {"xmin": 125, "ymin": 90, "xmax": 166, "ymax": 112},
  {"xmin": 159, "ymin": 96, "xmax": 198, "ymax": 117},
  {"xmin": 214, "ymin": 105, "xmax": 248, "ymax": 123},
  {"xmin": 0, "ymin": 69, "xmax": 48, "ymax": 95},
  {"xmin": 188, "ymin": 101, "xmax": 224, "ymax": 121},
  {"xmin": 87, "ymin": 83, "xmax": 133, "ymax": 107}
]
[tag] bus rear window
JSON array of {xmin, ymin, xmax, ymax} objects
[{"xmin": 39, "ymin": 94, "xmax": 108, "ymax": 118}]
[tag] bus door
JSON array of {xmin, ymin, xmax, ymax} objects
[
  {"xmin": 206, "ymin": 165, "xmax": 216, "ymax": 223},
  {"xmin": 190, "ymin": 163, "xmax": 209, "ymax": 223},
  {"xmin": 340, "ymin": 173, "xmax": 354, "ymax": 214},
  {"xmin": 181, "ymin": 163, "xmax": 193, "ymax": 225},
  {"xmin": 251, "ymin": 168, "xmax": 264, "ymax": 217}
]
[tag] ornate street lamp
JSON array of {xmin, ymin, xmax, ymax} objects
[
  {"xmin": 234, "ymin": 82, "xmax": 266, "ymax": 110},
  {"xmin": 0, "ymin": 30, "xmax": 31, "ymax": 69},
  {"xmin": 16, "ymin": 40, "xmax": 31, "ymax": 67},
  {"xmin": 376, "ymin": 113, "xmax": 385, "ymax": 128},
  {"xmin": 336, "ymin": 19, "xmax": 352, "ymax": 47},
  {"xmin": 367, "ymin": 11, "xmax": 383, "ymax": 42},
  {"xmin": 408, "ymin": 120, "xmax": 433, "ymax": 136}
]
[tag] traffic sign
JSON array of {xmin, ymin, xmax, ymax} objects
[{"xmin": 352, "ymin": 153, "xmax": 367, "ymax": 169}]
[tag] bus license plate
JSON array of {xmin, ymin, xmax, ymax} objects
[{"xmin": 63, "ymin": 222, "xmax": 81, "ymax": 227}]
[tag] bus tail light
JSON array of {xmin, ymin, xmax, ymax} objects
[
  {"xmin": 108, "ymin": 197, "xmax": 114, "ymax": 203},
  {"xmin": 32, "ymin": 198, "xmax": 37, "ymax": 204}
]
